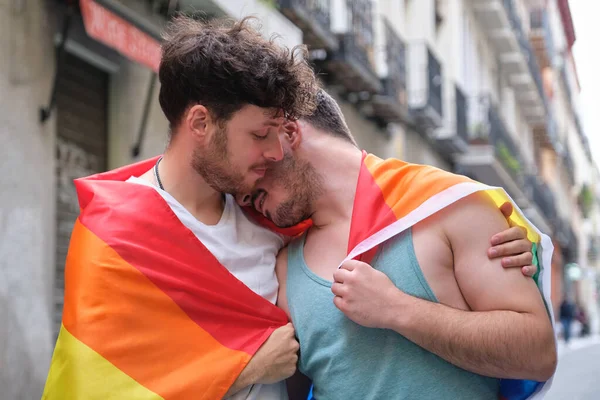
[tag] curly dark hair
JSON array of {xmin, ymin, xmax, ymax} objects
[{"xmin": 158, "ymin": 15, "xmax": 318, "ymax": 130}]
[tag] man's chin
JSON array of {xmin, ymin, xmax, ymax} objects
[{"xmin": 272, "ymin": 217, "xmax": 306, "ymax": 229}]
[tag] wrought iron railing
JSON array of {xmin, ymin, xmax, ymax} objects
[
  {"xmin": 383, "ymin": 20, "xmax": 407, "ymax": 101},
  {"xmin": 343, "ymin": 0, "xmax": 375, "ymax": 74},
  {"xmin": 530, "ymin": 8, "xmax": 556, "ymax": 63},
  {"xmin": 468, "ymin": 95, "xmax": 524, "ymax": 182},
  {"xmin": 526, "ymin": 175, "xmax": 558, "ymax": 222},
  {"xmin": 503, "ymin": 0, "xmax": 548, "ymax": 115},
  {"xmin": 278, "ymin": 0, "xmax": 332, "ymax": 33},
  {"xmin": 489, "ymin": 102, "xmax": 524, "ymax": 182},
  {"xmin": 455, "ymin": 85, "xmax": 468, "ymax": 143},
  {"xmin": 562, "ymin": 144, "xmax": 576, "ymax": 184},
  {"xmin": 427, "ymin": 47, "xmax": 443, "ymax": 118}
]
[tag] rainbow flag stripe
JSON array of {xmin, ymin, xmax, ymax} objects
[{"xmin": 42, "ymin": 157, "xmax": 288, "ymax": 400}]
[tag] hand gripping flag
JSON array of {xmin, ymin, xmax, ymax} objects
[
  {"xmin": 42, "ymin": 156, "xmax": 288, "ymax": 400},
  {"xmin": 337, "ymin": 152, "xmax": 556, "ymax": 400}
]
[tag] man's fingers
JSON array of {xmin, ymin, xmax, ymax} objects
[
  {"xmin": 331, "ymin": 282, "xmax": 346, "ymax": 297},
  {"xmin": 339, "ymin": 259, "xmax": 361, "ymax": 271},
  {"xmin": 522, "ymin": 265, "xmax": 537, "ymax": 277},
  {"xmin": 499, "ymin": 201, "xmax": 513, "ymax": 218},
  {"xmin": 489, "ymin": 238, "xmax": 532, "ymax": 259},
  {"xmin": 333, "ymin": 296, "xmax": 345, "ymax": 311},
  {"xmin": 490, "ymin": 226, "xmax": 527, "ymax": 246},
  {"xmin": 333, "ymin": 268, "xmax": 351, "ymax": 283},
  {"xmin": 501, "ymin": 252, "xmax": 534, "ymax": 269}
]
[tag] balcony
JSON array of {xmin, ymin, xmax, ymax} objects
[
  {"xmin": 555, "ymin": 217, "xmax": 579, "ymax": 262},
  {"xmin": 432, "ymin": 83, "xmax": 469, "ymax": 154},
  {"xmin": 470, "ymin": 0, "xmax": 546, "ymax": 125},
  {"xmin": 533, "ymin": 106, "xmax": 559, "ymax": 152},
  {"xmin": 523, "ymin": 175, "xmax": 555, "ymax": 234},
  {"xmin": 455, "ymin": 95, "xmax": 528, "ymax": 205},
  {"xmin": 368, "ymin": 21, "xmax": 409, "ymax": 124},
  {"xmin": 562, "ymin": 143, "xmax": 575, "ymax": 185},
  {"xmin": 407, "ymin": 42, "xmax": 443, "ymax": 131},
  {"xmin": 278, "ymin": 0, "xmax": 338, "ymax": 51},
  {"xmin": 529, "ymin": 8, "xmax": 555, "ymax": 70},
  {"xmin": 324, "ymin": 0, "xmax": 381, "ymax": 94}
]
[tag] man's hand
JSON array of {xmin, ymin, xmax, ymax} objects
[
  {"xmin": 332, "ymin": 260, "xmax": 399, "ymax": 329},
  {"xmin": 225, "ymin": 323, "xmax": 299, "ymax": 397},
  {"xmin": 491, "ymin": 201, "xmax": 536, "ymax": 277},
  {"xmin": 250, "ymin": 323, "xmax": 299, "ymax": 384}
]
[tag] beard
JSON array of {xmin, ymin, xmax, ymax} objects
[
  {"xmin": 266, "ymin": 153, "xmax": 323, "ymax": 228},
  {"xmin": 191, "ymin": 125, "xmax": 250, "ymax": 195}
]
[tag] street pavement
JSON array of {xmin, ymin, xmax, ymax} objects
[{"xmin": 543, "ymin": 335, "xmax": 600, "ymax": 399}]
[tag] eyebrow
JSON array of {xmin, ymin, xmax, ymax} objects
[{"xmin": 264, "ymin": 120, "xmax": 282, "ymax": 127}]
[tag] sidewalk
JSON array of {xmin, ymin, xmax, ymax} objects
[{"xmin": 556, "ymin": 334, "xmax": 600, "ymax": 357}]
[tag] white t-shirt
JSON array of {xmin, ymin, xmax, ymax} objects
[{"xmin": 127, "ymin": 177, "xmax": 288, "ymax": 400}]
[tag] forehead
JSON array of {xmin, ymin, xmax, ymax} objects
[{"xmin": 231, "ymin": 104, "xmax": 284, "ymax": 127}]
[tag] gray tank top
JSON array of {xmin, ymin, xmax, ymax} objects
[{"xmin": 286, "ymin": 229, "xmax": 500, "ymax": 399}]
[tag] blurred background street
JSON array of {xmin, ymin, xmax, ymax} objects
[
  {"xmin": 1, "ymin": 0, "xmax": 600, "ymax": 398},
  {"xmin": 545, "ymin": 335, "xmax": 600, "ymax": 399}
]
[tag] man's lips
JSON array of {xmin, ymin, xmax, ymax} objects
[
  {"xmin": 252, "ymin": 191, "xmax": 267, "ymax": 216},
  {"xmin": 252, "ymin": 167, "xmax": 267, "ymax": 177}
]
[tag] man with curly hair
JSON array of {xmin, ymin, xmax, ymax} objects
[
  {"xmin": 44, "ymin": 16, "xmax": 317, "ymax": 400},
  {"xmin": 130, "ymin": 16, "xmax": 318, "ymax": 399}
]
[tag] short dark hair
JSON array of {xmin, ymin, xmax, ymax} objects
[
  {"xmin": 158, "ymin": 16, "xmax": 318, "ymax": 129},
  {"xmin": 303, "ymin": 89, "xmax": 356, "ymax": 146}
]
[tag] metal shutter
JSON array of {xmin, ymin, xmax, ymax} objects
[{"xmin": 54, "ymin": 53, "xmax": 108, "ymax": 335}]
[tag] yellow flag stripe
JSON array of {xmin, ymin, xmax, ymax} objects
[{"xmin": 42, "ymin": 325, "xmax": 163, "ymax": 400}]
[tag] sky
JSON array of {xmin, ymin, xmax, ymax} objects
[{"xmin": 570, "ymin": 0, "xmax": 599, "ymax": 169}]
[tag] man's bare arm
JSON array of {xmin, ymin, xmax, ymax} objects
[
  {"xmin": 225, "ymin": 247, "xmax": 297, "ymax": 397},
  {"xmin": 386, "ymin": 193, "xmax": 556, "ymax": 381}
]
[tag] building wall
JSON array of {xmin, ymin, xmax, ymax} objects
[
  {"xmin": 108, "ymin": 65, "xmax": 169, "ymax": 168},
  {"xmin": 0, "ymin": 1, "xmax": 58, "ymax": 399}
]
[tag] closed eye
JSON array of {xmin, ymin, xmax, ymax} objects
[{"xmin": 252, "ymin": 130, "xmax": 268, "ymax": 140}]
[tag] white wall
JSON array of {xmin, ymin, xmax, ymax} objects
[
  {"xmin": 108, "ymin": 64, "xmax": 169, "ymax": 169},
  {"xmin": 214, "ymin": 0, "xmax": 303, "ymax": 48},
  {"xmin": 0, "ymin": 2, "xmax": 57, "ymax": 399}
]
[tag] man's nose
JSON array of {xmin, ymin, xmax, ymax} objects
[
  {"xmin": 236, "ymin": 193, "xmax": 252, "ymax": 207},
  {"xmin": 263, "ymin": 135, "xmax": 284, "ymax": 162}
]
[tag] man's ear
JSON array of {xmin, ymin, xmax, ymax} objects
[
  {"xmin": 186, "ymin": 105, "xmax": 211, "ymax": 142},
  {"xmin": 282, "ymin": 119, "xmax": 302, "ymax": 149}
]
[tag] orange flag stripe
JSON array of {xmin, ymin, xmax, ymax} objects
[
  {"xmin": 62, "ymin": 220, "xmax": 251, "ymax": 399},
  {"xmin": 364, "ymin": 154, "xmax": 472, "ymax": 220}
]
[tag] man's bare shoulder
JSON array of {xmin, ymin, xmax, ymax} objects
[{"xmin": 438, "ymin": 191, "xmax": 503, "ymax": 225}]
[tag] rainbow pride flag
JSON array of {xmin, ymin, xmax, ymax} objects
[
  {"xmin": 332, "ymin": 152, "xmax": 556, "ymax": 400},
  {"xmin": 42, "ymin": 157, "xmax": 288, "ymax": 400}
]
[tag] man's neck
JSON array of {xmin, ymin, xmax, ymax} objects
[
  {"xmin": 141, "ymin": 150, "xmax": 225, "ymax": 225},
  {"xmin": 302, "ymin": 138, "xmax": 363, "ymax": 228}
]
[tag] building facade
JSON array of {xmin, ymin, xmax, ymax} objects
[{"xmin": 0, "ymin": 0, "xmax": 598, "ymax": 398}]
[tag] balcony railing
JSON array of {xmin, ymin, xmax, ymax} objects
[
  {"xmin": 530, "ymin": 8, "xmax": 556, "ymax": 66},
  {"xmin": 503, "ymin": 0, "xmax": 548, "ymax": 114},
  {"xmin": 455, "ymin": 85, "xmax": 468, "ymax": 143},
  {"xmin": 384, "ymin": 20, "xmax": 407, "ymax": 105},
  {"xmin": 407, "ymin": 42, "xmax": 443, "ymax": 129},
  {"xmin": 346, "ymin": 0, "xmax": 374, "ymax": 73},
  {"xmin": 428, "ymin": 48, "xmax": 443, "ymax": 118},
  {"xmin": 562, "ymin": 144, "xmax": 575, "ymax": 185},
  {"xmin": 526, "ymin": 175, "xmax": 558, "ymax": 223},
  {"xmin": 278, "ymin": 0, "xmax": 337, "ymax": 50},
  {"xmin": 469, "ymin": 95, "xmax": 524, "ymax": 182},
  {"xmin": 325, "ymin": 0, "xmax": 380, "ymax": 93},
  {"xmin": 368, "ymin": 20, "xmax": 409, "ymax": 124}
]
